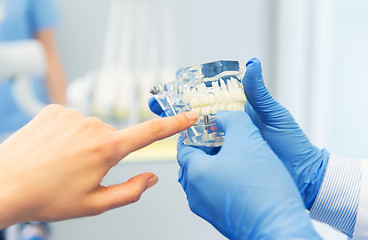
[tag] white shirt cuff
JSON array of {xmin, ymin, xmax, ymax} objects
[{"xmin": 310, "ymin": 153, "xmax": 361, "ymax": 237}]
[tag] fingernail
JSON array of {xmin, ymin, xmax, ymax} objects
[
  {"xmin": 147, "ymin": 176, "xmax": 159, "ymax": 189},
  {"xmin": 184, "ymin": 111, "xmax": 199, "ymax": 121}
]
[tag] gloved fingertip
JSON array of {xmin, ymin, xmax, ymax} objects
[
  {"xmin": 246, "ymin": 58, "xmax": 261, "ymax": 67},
  {"xmin": 148, "ymin": 97, "xmax": 165, "ymax": 116},
  {"xmin": 244, "ymin": 59, "xmax": 262, "ymax": 77},
  {"xmin": 148, "ymin": 97, "xmax": 156, "ymax": 105},
  {"xmin": 243, "ymin": 58, "xmax": 267, "ymax": 104}
]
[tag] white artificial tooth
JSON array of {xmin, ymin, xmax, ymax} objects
[
  {"xmin": 233, "ymin": 104, "xmax": 240, "ymax": 111},
  {"xmin": 236, "ymin": 90, "xmax": 244, "ymax": 102},
  {"xmin": 214, "ymin": 93, "xmax": 222, "ymax": 102},
  {"xmin": 183, "ymin": 89, "xmax": 192, "ymax": 103},
  {"xmin": 199, "ymin": 95, "xmax": 209, "ymax": 106},
  {"xmin": 232, "ymin": 102, "xmax": 238, "ymax": 111},
  {"xmin": 238, "ymin": 103, "xmax": 245, "ymax": 111},
  {"xmin": 219, "ymin": 103, "xmax": 226, "ymax": 111},
  {"xmin": 228, "ymin": 85, "xmax": 238, "ymax": 102},
  {"xmin": 190, "ymin": 96, "xmax": 200, "ymax": 108},
  {"xmin": 220, "ymin": 79, "xmax": 232, "ymax": 102},
  {"xmin": 212, "ymin": 81, "xmax": 221, "ymax": 92},
  {"xmin": 197, "ymin": 83, "xmax": 209, "ymax": 106},
  {"xmin": 211, "ymin": 104, "xmax": 219, "ymax": 114},
  {"xmin": 231, "ymin": 77, "xmax": 240, "ymax": 88},
  {"xmin": 208, "ymin": 94, "xmax": 216, "ymax": 105},
  {"xmin": 199, "ymin": 83, "xmax": 207, "ymax": 93},
  {"xmin": 220, "ymin": 78, "xmax": 227, "ymax": 90},
  {"xmin": 222, "ymin": 89, "xmax": 231, "ymax": 102},
  {"xmin": 202, "ymin": 106, "xmax": 211, "ymax": 115},
  {"xmin": 241, "ymin": 93, "xmax": 247, "ymax": 102},
  {"xmin": 212, "ymin": 81, "xmax": 222, "ymax": 102},
  {"xmin": 226, "ymin": 103, "xmax": 233, "ymax": 111},
  {"xmin": 192, "ymin": 107, "xmax": 201, "ymax": 115}
]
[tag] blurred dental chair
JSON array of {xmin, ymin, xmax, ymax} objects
[
  {"xmin": 67, "ymin": 0, "xmax": 176, "ymax": 127},
  {"xmin": 0, "ymin": 40, "xmax": 47, "ymax": 119}
]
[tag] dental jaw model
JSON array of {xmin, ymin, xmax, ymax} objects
[{"xmin": 151, "ymin": 60, "xmax": 247, "ymax": 147}]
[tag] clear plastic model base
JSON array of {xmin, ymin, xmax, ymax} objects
[{"xmin": 151, "ymin": 60, "xmax": 247, "ymax": 147}]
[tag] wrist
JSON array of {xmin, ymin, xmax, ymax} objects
[
  {"xmin": 303, "ymin": 148, "xmax": 330, "ymax": 209},
  {"xmin": 0, "ymin": 180, "xmax": 35, "ymax": 228},
  {"xmin": 0, "ymin": 187, "xmax": 22, "ymax": 228}
]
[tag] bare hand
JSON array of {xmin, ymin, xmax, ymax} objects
[{"xmin": 0, "ymin": 105, "xmax": 198, "ymax": 228}]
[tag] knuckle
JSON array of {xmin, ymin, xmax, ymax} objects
[
  {"xmin": 85, "ymin": 194, "xmax": 110, "ymax": 216},
  {"xmin": 41, "ymin": 104, "xmax": 65, "ymax": 115},
  {"xmin": 79, "ymin": 117, "xmax": 108, "ymax": 133},
  {"xmin": 148, "ymin": 118, "xmax": 166, "ymax": 138},
  {"xmin": 84, "ymin": 116, "xmax": 104, "ymax": 126},
  {"xmin": 129, "ymin": 193, "xmax": 142, "ymax": 204},
  {"xmin": 63, "ymin": 108, "xmax": 83, "ymax": 119},
  {"xmin": 126, "ymin": 181, "xmax": 145, "ymax": 204},
  {"xmin": 87, "ymin": 204, "xmax": 106, "ymax": 216},
  {"xmin": 78, "ymin": 118, "xmax": 118, "ymax": 159}
]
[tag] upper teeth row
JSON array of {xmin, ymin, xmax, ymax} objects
[{"xmin": 182, "ymin": 77, "xmax": 247, "ymax": 115}]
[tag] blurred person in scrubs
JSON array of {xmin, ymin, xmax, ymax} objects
[
  {"xmin": 0, "ymin": 0, "xmax": 67, "ymax": 139},
  {"xmin": 0, "ymin": 0, "xmax": 66, "ymax": 239}
]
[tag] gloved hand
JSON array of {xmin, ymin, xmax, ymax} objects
[
  {"xmin": 243, "ymin": 58, "xmax": 329, "ymax": 209},
  {"xmin": 177, "ymin": 111, "xmax": 321, "ymax": 240}
]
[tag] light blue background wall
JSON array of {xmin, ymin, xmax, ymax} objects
[{"xmin": 328, "ymin": 0, "xmax": 368, "ymax": 158}]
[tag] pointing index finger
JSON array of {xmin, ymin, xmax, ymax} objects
[{"xmin": 115, "ymin": 111, "xmax": 198, "ymax": 159}]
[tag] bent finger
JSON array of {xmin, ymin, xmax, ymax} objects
[{"xmin": 90, "ymin": 173, "xmax": 158, "ymax": 213}]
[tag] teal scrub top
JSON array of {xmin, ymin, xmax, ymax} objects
[{"xmin": 0, "ymin": 0, "xmax": 59, "ymax": 138}]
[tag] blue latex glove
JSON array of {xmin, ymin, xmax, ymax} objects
[
  {"xmin": 243, "ymin": 58, "xmax": 329, "ymax": 209},
  {"xmin": 177, "ymin": 111, "xmax": 321, "ymax": 240},
  {"xmin": 148, "ymin": 98, "xmax": 167, "ymax": 117}
]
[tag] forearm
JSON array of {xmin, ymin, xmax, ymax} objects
[
  {"xmin": 36, "ymin": 29, "xmax": 67, "ymax": 105},
  {"xmin": 45, "ymin": 55, "xmax": 67, "ymax": 104}
]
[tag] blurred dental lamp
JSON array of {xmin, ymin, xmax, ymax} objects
[{"xmin": 0, "ymin": 40, "xmax": 47, "ymax": 116}]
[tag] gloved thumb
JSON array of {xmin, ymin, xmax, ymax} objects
[{"xmin": 243, "ymin": 58, "xmax": 284, "ymax": 121}]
